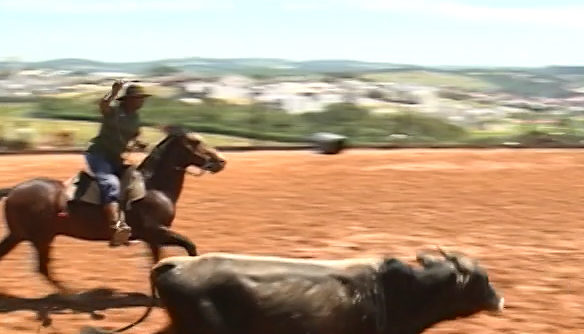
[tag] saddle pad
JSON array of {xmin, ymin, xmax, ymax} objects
[{"xmin": 64, "ymin": 167, "xmax": 146, "ymax": 210}]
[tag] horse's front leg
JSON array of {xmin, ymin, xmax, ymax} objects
[{"xmin": 148, "ymin": 243, "xmax": 161, "ymax": 265}]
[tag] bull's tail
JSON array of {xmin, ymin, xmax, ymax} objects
[
  {"xmin": 79, "ymin": 271, "xmax": 158, "ymax": 334},
  {"xmin": 0, "ymin": 187, "xmax": 13, "ymax": 199}
]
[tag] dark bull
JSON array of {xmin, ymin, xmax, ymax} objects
[{"xmin": 81, "ymin": 247, "xmax": 504, "ymax": 334}]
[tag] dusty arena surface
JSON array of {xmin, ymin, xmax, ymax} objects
[{"xmin": 0, "ymin": 149, "xmax": 583, "ymax": 333}]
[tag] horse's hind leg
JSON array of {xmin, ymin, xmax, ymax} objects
[
  {"xmin": 0, "ymin": 234, "xmax": 21, "ymax": 260},
  {"xmin": 154, "ymin": 228, "xmax": 197, "ymax": 256},
  {"xmin": 32, "ymin": 238, "xmax": 71, "ymax": 293}
]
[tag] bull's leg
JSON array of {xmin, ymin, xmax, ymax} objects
[
  {"xmin": 154, "ymin": 228, "xmax": 197, "ymax": 256},
  {"xmin": 0, "ymin": 234, "xmax": 21, "ymax": 260},
  {"xmin": 33, "ymin": 239, "xmax": 71, "ymax": 294},
  {"xmin": 193, "ymin": 298, "xmax": 232, "ymax": 334},
  {"xmin": 166, "ymin": 299, "xmax": 231, "ymax": 334}
]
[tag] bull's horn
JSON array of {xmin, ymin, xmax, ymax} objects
[
  {"xmin": 437, "ymin": 245, "xmax": 474, "ymax": 273},
  {"xmin": 436, "ymin": 245, "xmax": 451, "ymax": 259}
]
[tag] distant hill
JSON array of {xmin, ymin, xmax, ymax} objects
[
  {"xmin": 0, "ymin": 57, "xmax": 479, "ymax": 75},
  {"xmin": 1, "ymin": 57, "xmax": 583, "ymax": 97}
]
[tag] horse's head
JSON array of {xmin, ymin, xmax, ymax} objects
[
  {"xmin": 181, "ymin": 132, "xmax": 226, "ymax": 174},
  {"xmin": 165, "ymin": 126, "xmax": 226, "ymax": 174}
]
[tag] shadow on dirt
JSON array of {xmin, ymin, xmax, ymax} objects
[{"xmin": 0, "ymin": 287, "xmax": 156, "ymax": 328}]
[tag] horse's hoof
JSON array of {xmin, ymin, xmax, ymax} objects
[
  {"xmin": 90, "ymin": 311, "xmax": 106, "ymax": 320},
  {"xmin": 41, "ymin": 317, "xmax": 52, "ymax": 328}
]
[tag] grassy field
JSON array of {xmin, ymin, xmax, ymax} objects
[
  {"xmin": 0, "ymin": 116, "xmax": 278, "ymax": 148},
  {"xmin": 0, "ymin": 102, "xmax": 36, "ymax": 117}
]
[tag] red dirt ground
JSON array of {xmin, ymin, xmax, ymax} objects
[{"xmin": 0, "ymin": 149, "xmax": 582, "ymax": 334}]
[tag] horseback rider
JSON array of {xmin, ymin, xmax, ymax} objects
[{"xmin": 85, "ymin": 80, "xmax": 151, "ymax": 247}]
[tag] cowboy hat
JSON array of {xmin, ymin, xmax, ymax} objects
[{"xmin": 116, "ymin": 84, "xmax": 152, "ymax": 100}]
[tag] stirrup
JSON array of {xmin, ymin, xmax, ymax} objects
[
  {"xmin": 113, "ymin": 219, "xmax": 131, "ymax": 231},
  {"xmin": 109, "ymin": 217, "xmax": 132, "ymax": 247},
  {"xmin": 110, "ymin": 226, "xmax": 132, "ymax": 247}
]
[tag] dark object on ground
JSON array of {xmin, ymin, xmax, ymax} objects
[{"xmin": 310, "ymin": 132, "xmax": 347, "ymax": 154}]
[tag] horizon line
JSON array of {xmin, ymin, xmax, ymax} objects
[{"xmin": 1, "ymin": 56, "xmax": 582, "ymax": 69}]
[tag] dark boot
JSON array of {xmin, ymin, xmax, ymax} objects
[{"xmin": 104, "ymin": 201, "xmax": 131, "ymax": 247}]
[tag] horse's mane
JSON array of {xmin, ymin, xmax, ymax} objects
[{"xmin": 137, "ymin": 135, "xmax": 176, "ymax": 178}]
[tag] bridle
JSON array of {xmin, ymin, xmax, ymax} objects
[
  {"xmin": 174, "ymin": 165, "xmax": 208, "ymax": 177},
  {"xmin": 178, "ymin": 137, "xmax": 223, "ymax": 177},
  {"xmin": 132, "ymin": 133, "xmax": 222, "ymax": 179}
]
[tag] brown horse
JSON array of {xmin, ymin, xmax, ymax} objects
[{"xmin": 0, "ymin": 128, "xmax": 226, "ymax": 293}]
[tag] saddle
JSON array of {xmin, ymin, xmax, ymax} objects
[{"xmin": 64, "ymin": 164, "xmax": 147, "ymax": 210}]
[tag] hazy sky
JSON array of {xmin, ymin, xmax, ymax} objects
[{"xmin": 1, "ymin": 0, "xmax": 582, "ymax": 66}]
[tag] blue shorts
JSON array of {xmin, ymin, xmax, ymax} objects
[{"xmin": 84, "ymin": 152, "xmax": 122, "ymax": 204}]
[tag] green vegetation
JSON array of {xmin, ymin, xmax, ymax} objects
[
  {"xmin": 2, "ymin": 93, "xmax": 583, "ymax": 150},
  {"xmin": 0, "ymin": 100, "xmax": 287, "ymax": 148},
  {"xmin": 0, "ymin": 103, "xmax": 35, "ymax": 117},
  {"xmin": 25, "ymin": 97, "xmax": 469, "ymax": 145}
]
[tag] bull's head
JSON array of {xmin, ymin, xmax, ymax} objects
[{"xmin": 416, "ymin": 246, "xmax": 505, "ymax": 315}]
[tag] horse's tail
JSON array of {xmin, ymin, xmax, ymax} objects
[
  {"xmin": 0, "ymin": 187, "xmax": 13, "ymax": 199},
  {"xmin": 79, "ymin": 265, "xmax": 158, "ymax": 334}
]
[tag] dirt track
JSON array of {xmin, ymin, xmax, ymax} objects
[{"xmin": 0, "ymin": 149, "xmax": 583, "ymax": 333}]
